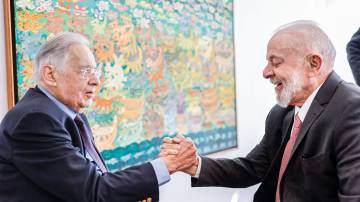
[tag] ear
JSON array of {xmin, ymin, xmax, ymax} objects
[
  {"xmin": 306, "ymin": 54, "xmax": 322, "ymax": 77},
  {"xmin": 41, "ymin": 65, "xmax": 57, "ymax": 87}
]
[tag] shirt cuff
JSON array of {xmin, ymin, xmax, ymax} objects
[
  {"xmin": 150, "ymin": 158, "xmax": 171, "ymax": 186},
  {"xmin": 193, "ymin": 156, "xmax": 202, "ymax": 178}
]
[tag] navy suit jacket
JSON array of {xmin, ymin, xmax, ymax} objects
[
  {"xmin": 347, "ymin": 27, "xmax": 360, "ymax": 85},
  {"xmin": 192, "ymin": 72, "xmax": 360, "ymax": 202},
  {"xmin": 0, "ymin": 87, "xmax": 159, "ymax": 202}
]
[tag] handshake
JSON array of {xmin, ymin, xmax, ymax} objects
[{"xmin": 158, "ymin": 135, "xmax": 199, "ymax": 176}]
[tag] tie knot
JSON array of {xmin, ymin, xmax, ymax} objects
[
  {"xmin": 74, "ymin": 115, "xmax": 84, "ymax": 126},
  {"xmin": 294, "ymin": 113, "xmax": 302, "ymax": 129}
]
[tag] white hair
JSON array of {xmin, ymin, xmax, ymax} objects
[
  {"xmin": 272, "ymin": 20, "xmax": 336, "ymax": 70},
  {"xmin": 33, "ymin": 32, "xmax": 89, "ymax": 83}
]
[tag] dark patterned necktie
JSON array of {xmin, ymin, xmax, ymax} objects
[{"xmin": 74, "ymin": 115, "xmax": 107, "ymax": 173}]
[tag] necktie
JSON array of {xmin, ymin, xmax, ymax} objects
[
  {"xmin": 275, "ymin": 113, "xmax": 302, "ymax": 202},
  {"xmin": 74, "ymin": 115, "xmax": 107, "ymax": 173}
]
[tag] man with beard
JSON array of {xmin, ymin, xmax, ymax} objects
[{"xmin": 161, "ymin": 20, "xmax": 360, "ymax": 202}]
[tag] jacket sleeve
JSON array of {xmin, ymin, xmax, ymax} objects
[
  {"xmin": 192, "ymin": 105, "xmax": 287, "ymax": 188},
  {"xmin": 191, "ymin": 144, "xmax": 269, "ymax": 188},
  {"xmin": 10, "ymin": 112, "xmax": 159, "ymax": 202},
  {"xmin": 346, "ymin": 27, "xmax": 360, "ymax": 85}
]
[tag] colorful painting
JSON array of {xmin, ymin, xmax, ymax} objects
[{"xmin": 12, "ymin": 0, "xmax": 237, "ymax": 170}]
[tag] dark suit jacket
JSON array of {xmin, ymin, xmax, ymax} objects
[
  {"xmin": 0, "ymin": 87, "xmax": 159, "ymax": 202},
  {"xmin": 192, "ymin": 72, "xmax": 360, "ymax": 202},
  {"xmin": 347, "ymin": 27, "xmax": 360, "ymax": 85}
]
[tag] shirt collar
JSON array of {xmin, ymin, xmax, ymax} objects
[
  {"xmin": 294, "ymin": 83, "xmax": 323, "ymax": 122},
  {"xmin": 37, "ymin": 85, "xmax": 77, "ymax": 120}
]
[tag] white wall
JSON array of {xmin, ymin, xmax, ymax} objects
[{"xmin": 1, "ymin": 0, "xmax": 360, "ymax": 201}]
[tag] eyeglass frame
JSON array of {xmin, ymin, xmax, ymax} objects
[{"xmin": 78, "ymin": 66, "xmax": 102, "ymax": 79}]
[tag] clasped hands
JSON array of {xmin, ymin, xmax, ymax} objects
[{"xmin": 158, "ymin": 135, "xmax": 198, "ymax": 176}]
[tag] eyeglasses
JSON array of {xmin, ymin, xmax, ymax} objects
[{"xmin": 79, "ymin": 67, "xmax": 102, "ymax": 79}]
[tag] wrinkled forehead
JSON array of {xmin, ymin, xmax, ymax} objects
[
  {"xmin": 266, "ymin": 31, "xmax": 305, "ymax": 57},
  {"xmin": 67, "ymin": 44, "xmax": 96, "ymax": 68},
  {"xmin": 269, "ymin": 30, "xmax": 299, "ymax": 46}
]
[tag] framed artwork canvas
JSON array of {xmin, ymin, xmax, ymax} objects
[{"xmin": 4, "ymin": 0, "xmax": 237, "ymax": 171}]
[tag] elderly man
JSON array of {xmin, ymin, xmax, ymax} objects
[
  {"xmin": 0, "ymin": 32, "xmax": 196, "ymax": 202},
  {"xmin": 163, "ymin": 20, "xmax": 360, "ymax": 202},
  {"xmin": 347, "ymin": 27, "xmax": 360, "ymax": 85}
]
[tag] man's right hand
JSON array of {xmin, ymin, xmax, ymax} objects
[{"xmin": 158, "ymin": 135, "xmax": 198, "ymax": 175}]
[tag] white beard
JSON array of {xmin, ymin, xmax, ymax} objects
[{"xmin": 275, "ymin": 71, "xmax": 303, "ymax": 108}]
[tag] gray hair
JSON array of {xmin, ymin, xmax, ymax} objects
[
  {"xmin": 272, "ymin": 20, "xmax": 336, "ymax": 70},
  {"xmin": 33, "ymin": 32, "xmax": 89, "ymax": 83}
]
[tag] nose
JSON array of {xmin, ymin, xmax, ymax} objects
[
  {"xmin": 89, "ymin": 73, "xmax": 100, "ymax": 86},
  {"xmin": 263, "ymin": 63, "xmax": 274, "ymax": 79}
]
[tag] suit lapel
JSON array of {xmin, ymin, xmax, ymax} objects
[
  {"xmin": 290, "ymin": 101, "xmax": 323, "ymax": 158},
  {"xmin": 289, "ymin": 71, "xmax": 342, "ymax": 159},
  {"xmin": 66, "ymin": 118, "xmax": 86, "ymax": 155},
  {"xmin": 282, "ymin": 109, "xmax": 294, "ymax": 144}
]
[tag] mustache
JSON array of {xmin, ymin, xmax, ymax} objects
[{"xmin": 270, "ymin": 78, "xmax": 283, "ymax": 85}]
